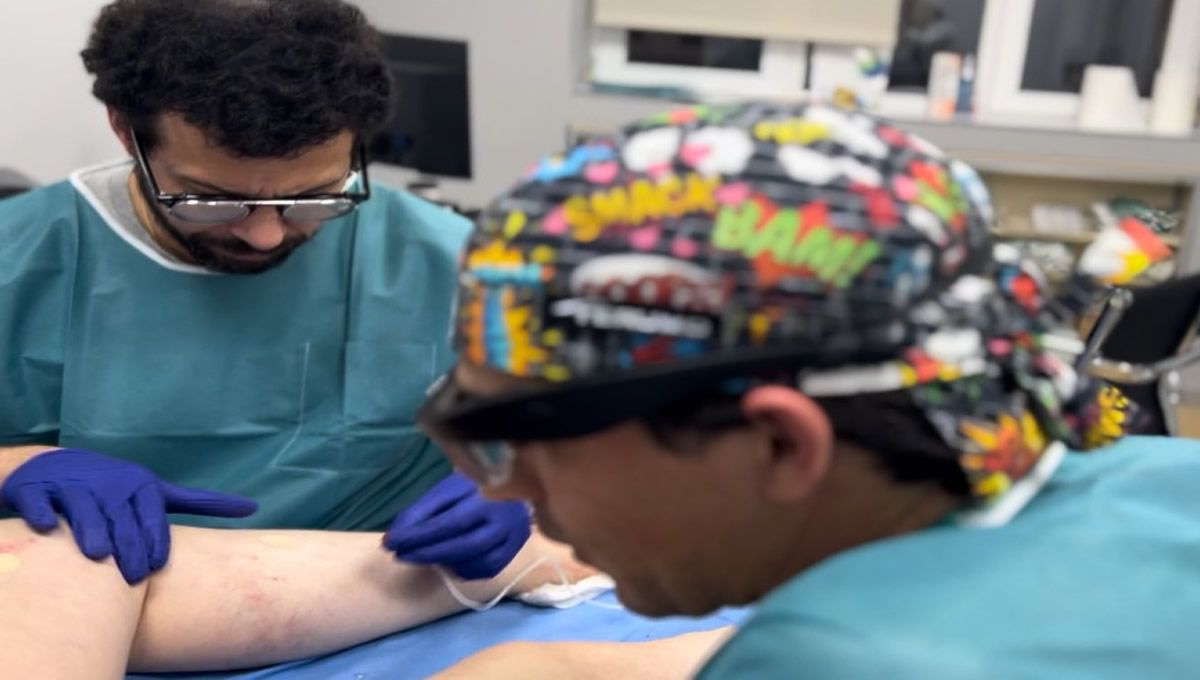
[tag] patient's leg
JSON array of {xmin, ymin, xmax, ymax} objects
[
  {"xmin": 129, "ymin": 525, "xmax": 570, "ymax": 672},
  {"xmin": 0, "ymin": 518, "xmax": 145, "ymax": 679},
  {"xmin": 434, "ymin": 627, "xmax": 735, "ymax": 679},
  {"xmin": 0, "ymin": 519, "xmax": 576, "ymax": 676}
]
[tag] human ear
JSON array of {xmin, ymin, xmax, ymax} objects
[{"xmin": 741, "ymin": 386, "xmax": 833, "ymax": 502}]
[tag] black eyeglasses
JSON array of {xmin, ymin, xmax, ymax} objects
[
  {"xmin": 415, "ymin": 336, "xmax": 899, "ymax": 485},
  {"xmin": 129, "ymin": 128, "xmax": 371, "ymax": 226},
  {"xmin": 417, "ymin": 364, "xmax": 761, "ymax": 487}
]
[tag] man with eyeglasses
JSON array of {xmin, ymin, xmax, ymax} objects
[
  {"xmin": 0, "ymin": 0, "xmax": 530, "ymax": 586},
  {"xmin": 421, "ymin": 102, "xmax": 1200, "ymax": 678}
]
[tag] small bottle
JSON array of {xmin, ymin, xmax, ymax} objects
[
  {"xmin": 956, "ymin": 54, "xmax": 976, "ymax": 115},
  {"xmin": 926, "ymin": 52, "xmax": 961, "ymax": 121}
]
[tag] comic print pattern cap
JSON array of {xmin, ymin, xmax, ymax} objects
[{"xmin": 454, "ymin": 101, "xmax": 1168, "ymax": 503}]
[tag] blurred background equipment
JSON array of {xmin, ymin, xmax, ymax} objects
[
  {"xmin": 368, "ymin": 32, "xmax": 471, "ymax": 185},
  {"xmin": 1079, "ymin": 273, "xmax": 1200, "ymax": 436},
  {"xmin": 0, "ymin": 168, "xmax": 36, "ymax": 199}
]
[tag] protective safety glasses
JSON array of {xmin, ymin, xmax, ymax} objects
[
  {"xmin": 416, "ymin": 373, "xmax": 520, "ymax": 487},
  {"xmin": 130, "ymin": 128, "xmax": 371, "ymax": 226},
  {"xmin": 417, "ymin": 340, "xmax": 893, "ymax": 486}
]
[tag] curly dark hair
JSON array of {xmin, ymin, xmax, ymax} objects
[{"xmin": 81, "ymin": 0, "xmax": 392, "ymax": 157}]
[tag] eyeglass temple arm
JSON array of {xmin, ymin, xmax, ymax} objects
[{"xmin": 355, "ymin": 141, "xmax": 371, "ymax": 198}]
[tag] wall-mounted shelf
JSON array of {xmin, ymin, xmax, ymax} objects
[
  {"xmin": 991, "ymin": 226, "xmax": 1183, "ymax": 249},
  {"xmin": 566, "ymin": 91, "xmax": 1200, "ymax": 185},
  {"xmin": 895, "ymin": 117, "xmax": 1200, "ymax": 186}
]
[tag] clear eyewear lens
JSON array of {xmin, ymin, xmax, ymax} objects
[
  {"xmin": 167, "ymin": 199, "xmax": 357, "ymax": 226},
  {"xmin": 281, "ymin": 199, "xmax": 357, "ymax": 222},
  {"xmin": 169, "ymin": 202, "xmax": 251, "ymax": 225},
  {"xmin": 466, "ymin": 441, "xmax": 516, "ymax": 486}
]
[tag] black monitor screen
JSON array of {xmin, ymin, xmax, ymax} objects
[{"xmin": 369, "ymin": 33, "xmax": 471, "ymax": 179}]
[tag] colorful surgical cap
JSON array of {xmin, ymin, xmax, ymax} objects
[{"xmin": 455, "ymin": 101, "xmax": 1168, "ymax": 503}]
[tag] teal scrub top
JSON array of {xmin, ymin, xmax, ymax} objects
[
  {"xmin": 699, "ymin": 436, "xmax": 1200, "ymax": 679},
  {"xmin": 0, "ymin": 170, "xmax": 470, "ymax": 530}
]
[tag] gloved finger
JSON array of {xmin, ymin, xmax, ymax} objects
[
  {"xmin": 105, "ymin": 499, "xmax": 151, "ymax": 584},
  {"xmin": 445, "ymin": 542, "xmax": 523, "ymax": 581},
  {"xmin": 501, "ymin": 516, "xmax": 533, "ymax": 556},
  {"xmin": 383, "ymin": 494, "xmax": 486, "ymax": 554},
  {"xmin": 442, "ymin": 516, "xmax": 532, "ymax": 580},
  {"xmin": 159, "ymin": 481, "xmax": 258, "ymax": 518},
  {"xmin": 390, "ymin": 516, "xmax": 507, "ymax": 566},
  {"xmin": 389, "ymin": 474, "xmax": 477, "ymax": 528},
  {"xmin": 132, "ymin": 485, "xmax": 171, "ymax": 572},
  {"xmin": 4, "ymin": 485, "xmax": 60, "ymax": 531},
  {"xmin": 54, "ymin": 487, "xmax": 114, "ymax": 560}
]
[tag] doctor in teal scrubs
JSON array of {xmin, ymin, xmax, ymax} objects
[{"xmin": 0, "ymin": 0, "xmax": 530, "ymax": 584}]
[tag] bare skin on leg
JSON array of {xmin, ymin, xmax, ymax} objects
[
  {"xmin": 0, "ymin": 519, "xmax": 591, "ymax": 677},
  {"xmin": 434, "ymin": 626, "xmax": 735, "ymax": 679},
  {"xmin": 0, "ymin": 520, "xmax": 145, "ymax": 680}
]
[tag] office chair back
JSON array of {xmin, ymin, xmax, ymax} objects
[{"xmin": 1092, "ymin": 273, "xmax": 1200, "ymax": 435}]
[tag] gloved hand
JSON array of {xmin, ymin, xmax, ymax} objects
[
  {"xmin": 1, "ymin": 448, "xmax": 258, "ymax": 584},
  {"xmin": 383, "ymin": 472, "xmax": 531, "ymax": 580}
]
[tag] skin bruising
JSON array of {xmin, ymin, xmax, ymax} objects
[{"xmin": 0, "ymin": 536, "xmax": 37, "ymax": 554}]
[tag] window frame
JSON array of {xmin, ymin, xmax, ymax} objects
[
  {"xmin": 589, "ymin": 26, "xmax": 808, "ymax": 100},
  {"xmin": 972, "ymin": 0, "xmax": 1185, "ymax": 124},
  {"xmin": 584, "ymin": 0, "xmax": 1195, "ymax": 128}
]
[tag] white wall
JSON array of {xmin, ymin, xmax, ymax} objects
[
  {"xmin": 355, "ymin": 0, "xmax": 585, "ymax": 208},
  {"xmin": 1, "ymin": 1, "xmax": 123, "ymax": 184}
]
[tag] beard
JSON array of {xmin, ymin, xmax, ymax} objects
[{"xmin": 172, "ymin": 228, "xmax": 310, "ymax": 274}]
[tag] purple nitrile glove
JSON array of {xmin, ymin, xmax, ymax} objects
[
  {"xmin": 0, "ymin": 448, "xmax": 258, "ymax": 584},
  {"xmin": 383, "ymin": 472, "xmax": 531, "ymax": 580}
]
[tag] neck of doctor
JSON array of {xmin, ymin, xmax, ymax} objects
[{"xmin": 759, "ymin": 445, "xmax": 963, "ymax": 591}]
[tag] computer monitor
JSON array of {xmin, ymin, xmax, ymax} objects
[{"xmin": 369, "ymin": 32, "xmax": 471, "ymax": 179}]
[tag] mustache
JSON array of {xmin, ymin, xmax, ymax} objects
[
  {"xmin": 181, "ymin": 231, "xmax": 310, "ymax": 274},
  {"xmin": 187, "ymin": 231, "xmax": 308, "ymax": 255}
]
